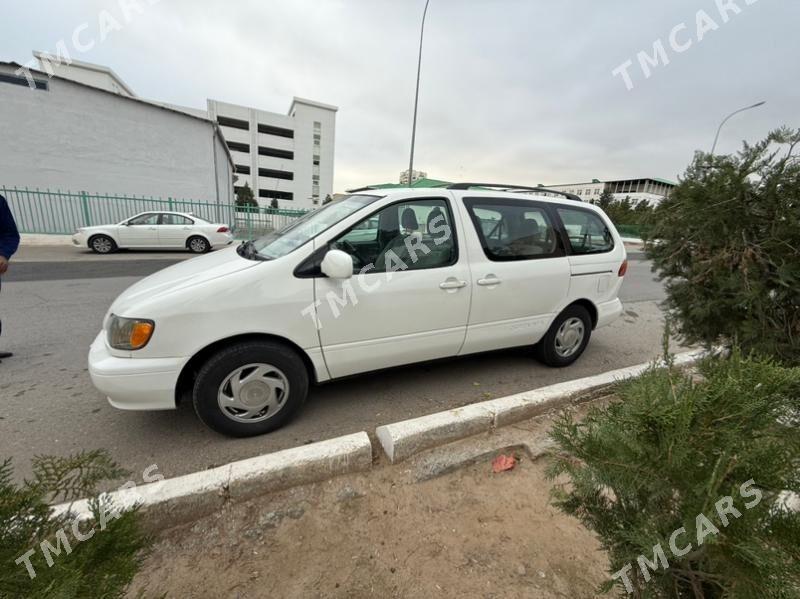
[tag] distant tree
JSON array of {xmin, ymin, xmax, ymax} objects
[
  {"xmin": 269, "ymin": 198, "xmax": 279, "ymax": 209},
  {"xmin": 323, "ymin": 194, "xmax": 333, "ymax": 205},
  {"xmin": 235, "ymin": 183, "xmax": 257, "ymax": 210},
  {"xmin": 597, "ymin": 188, "xmax": 615, "ymax": 210}
]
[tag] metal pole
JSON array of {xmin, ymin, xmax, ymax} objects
[
  {"xmin": 710, "ymin": 101, "xmax": 766, "ymax": 155},
  {"xmin": 408, "ymin": 0, "xmax": 431, "ymax": 186}
]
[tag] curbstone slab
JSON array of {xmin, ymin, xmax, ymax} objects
[
  {"xmin": 376, "ymin": 403, "xmax": 494, "ymax": 464},
  {"xmin": 228, "ymin": 432, "xmax": 373, "ymax": 503},
  {"xmin": 376, "ymin": 349, "xmax": 706, "ymax": 463},
  {"xmin": 51, "ymin": 432, "xmax": 372, "ymax": 531}
]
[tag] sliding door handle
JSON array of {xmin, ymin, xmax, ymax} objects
[
  {"xmin": 477, "ymin": 276, "xmax": 501, "ymax": 286},
  {"xmin": 439, "ymin": 279, "xmax": 467, "ymax": 290}
]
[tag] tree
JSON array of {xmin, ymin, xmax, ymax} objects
[
  {"xmin": 597, "ymin": 188, "xmax": 615, "ymax": 210},
  {"xmin": 0, "ymin": 451, "xmax": 148, "ymax": 597},
  {"xmin": 646, "ymin": 127, "xmax": 800, "ymax": 362},
  {"xmin": 323, "ymin": 194, "xmax": 333, "ymax": 205},
  {"xmin": 269, "ymin": 198, "xmax": 279, "ymax": 209},
  {"xmin": 235, "ymin": 182, "xmax": 257, "ymax": 210},
  {"xmin": 548, "ymin": 350, "xmax": 800, "ymax": 598}
]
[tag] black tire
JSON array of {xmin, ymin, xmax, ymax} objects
[
  {"xmin": 192, "ymin": 341, "xmax": 309, "ymax": 437},
  {"xmin": 187, "ymin": 236, "xmax": 210, "ymax": 254},
  {"xmin": 534, "ymin": 305, "xmax": 592, "ymax": 367},
  {"xmin": 89, "ymin": 234, "xmax": 117, "ymax": 254}
]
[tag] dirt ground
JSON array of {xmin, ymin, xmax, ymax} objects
[{"xmin": 128, "ymin": 425, "xmax": 610, "ymax": 598}]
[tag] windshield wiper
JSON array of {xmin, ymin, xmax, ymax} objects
[{"xmin": 237, "ymin": 240, "xmax": 268, "ymax": 261}]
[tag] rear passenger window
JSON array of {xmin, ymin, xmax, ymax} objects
[
  {"xmin": 556, "ymin": 208, "xmax": 614, "ymax": 254},
  {"xmin": 465, "ymin": 199, "xmax": 561, "ymax": 261}
]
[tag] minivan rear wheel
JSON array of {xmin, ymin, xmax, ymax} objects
[
  {"xmin": 192, "ymin": 341, "xmax": 309, "ymax": 437},
  {"xmin": 535, "ymin": 305, "xmax": 592, "ymax": 367}
]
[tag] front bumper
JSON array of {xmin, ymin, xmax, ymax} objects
[
  {"xmin": 72, "ymin": 232, "xmax": 87, "ymax": 247},
  {"xmin": 596, "ymin": 298, "xmax": 624, "ymax": 329},
  {"xmin": 88, "ymin": 332, "xmax": 184, "ymax": 411}
]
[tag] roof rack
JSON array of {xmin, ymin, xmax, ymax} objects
[
  {"xmin": 446, "ymin": 183, "xmax": 581, "ymax": 202},
  {"xmin": 346, "ymin": 186, "xmax": 378, "ymax": 193}
]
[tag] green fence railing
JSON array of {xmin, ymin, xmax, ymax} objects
[
  {"xmin": 2, "ymin": 186, "xmax": 309, "ymax": 239},
  {"xmin": 615, "ymin": 223, "xmax": 650, "ymax": 239}
]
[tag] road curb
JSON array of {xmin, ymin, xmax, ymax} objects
[
  {"xmin": 375, "ymin": 349, "xmax": 705, "ymax": 463},
  {"xmin": 51, "ymin": 432, "xmax": 372, "ymax": 530}
]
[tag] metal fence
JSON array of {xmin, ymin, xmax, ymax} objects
[{"xmin": 1, "ymin": 186, "xmax": 309, "ymax": 239}]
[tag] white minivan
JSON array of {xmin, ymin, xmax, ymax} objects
[{"xmin": 89, "ymin": 184, "xmax": 627, "ymax": 437}]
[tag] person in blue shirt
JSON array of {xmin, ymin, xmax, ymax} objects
[{"xmin": 0, "ymin": 194, "xmax": 20, "ymax": 361}]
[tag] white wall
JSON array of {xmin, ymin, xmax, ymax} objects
[{"xmin": 0, "ymin": 64, "xmax": 233, "ymax": 204}]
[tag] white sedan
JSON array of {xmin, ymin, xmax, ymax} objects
[{"xmin": 72, "ymin": 211, "xmax": 234, "ymax": 254}]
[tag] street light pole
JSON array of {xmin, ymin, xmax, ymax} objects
[
  {"xmin": 710, "ymin": 101, "xmax": 766, "ymax": 155},
  {"xmin": 407, "ymin": 0, "xmax": 431, "ymax": 186}
]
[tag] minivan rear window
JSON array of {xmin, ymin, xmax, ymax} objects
[{"xmin": 252, "ymin": 194, "xmax": 381, "ymax": 259}]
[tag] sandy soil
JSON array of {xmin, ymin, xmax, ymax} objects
[{"xmin": 128, "ymin": 445, "xmax": 609, "ymax": 598}]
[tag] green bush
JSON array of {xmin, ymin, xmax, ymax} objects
[
  {"xmin": 646, "ymin": 127, "xmax": 800, "ymax": 363},
  {"xmin": 548, "ymin": 351, "xmax": 800, "ymax": 597},
  {"xmin": 0, "ymin": 450, "xmax": 149, "ymax": 598}
]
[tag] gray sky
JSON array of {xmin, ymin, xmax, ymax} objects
[{"xmin": 5, "ymin": 0, "xmax": 799, "ymax": 192}]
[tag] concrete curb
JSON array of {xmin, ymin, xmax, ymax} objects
[
  {"xmin": 51, "ymin": 432, "xmax": 372, "ymax": 531},
  {"xmin": 20, "ymin": 233, "xmax": 74, "ymax": 246},
  {"xmin": 376, "ymin": 349, "xmax": 705, "ymax": 463}
]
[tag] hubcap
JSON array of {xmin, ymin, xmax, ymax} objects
[
  {"xmin": 217, "ymin": 363, "xmax": 289, "ymax": 424},
  {"xmin": 554, "ymin": 317, "xmax": 585, "ymax": 358},
  {"xmin": 94, "ymin": 238, "xmax": 112, "ymax": 253},
  {"xmin": 190, "ymin": 238, "xmax": 206, "ymax": 252}
]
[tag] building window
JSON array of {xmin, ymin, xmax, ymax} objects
[
  {"xmin": 258, "ymin": 146, "xmax": 294, "ymax": 160},
  {"xmin": 227, "ymin": 141, "xmax": 250, "ymax": 153},
  {"xmin": 258, "ymin": 167, "xmax": 294, "ymax": 181},
  {"xmin": 217, "ymin": 116, "xmax": 249, "ymax": 130},
  {"xmin": 313, "ymin": 121, "xmax": 321, "ymax": 130},
  {"xmin": 313, "ymin": 157, "xmax": 320, "ymax": 166},
  {"xmin": 234, "ymin": 164, "xmax": 251, "ymax": 175},
  {"xmin": 257, "ymin": 123, "xmax": 294, "ymax": 138},
  {"xmin": 0, "ymin": 73, "xmax": 49, "ymax": 90},
  {"xmin": 259, "ymin": 189, "xmax": 294, "ymax": 201}
]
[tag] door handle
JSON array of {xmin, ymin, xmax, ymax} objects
[
  {"xmin": 148, "ymin": 227, "xmax": 157, "ymax": 230},
  {"xmin": 439, "ymin": 279, "xmax": 467, "ymax": 290},
  {"xmin": 477, "ymin": 276, "xmax": 501, "ymax": 286}
]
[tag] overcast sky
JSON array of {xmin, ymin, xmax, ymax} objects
[{"xmin": 5, "ymin": 0, "xmax": 799, "ymax": 192}]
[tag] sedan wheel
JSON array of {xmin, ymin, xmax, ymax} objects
[
  {"xmin": 554, "ymin": 317, "xmax": 585, "ymax": 358},
  {"xmin": 90, "ymin": 235, "xmax": 116, "ymax": 254},
  {"xmin": 188, "ymin": 236, "xmax": 209, "ymax": 254}
]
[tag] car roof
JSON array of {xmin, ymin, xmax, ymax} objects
[
  {"xmin": 130, "ymin": 211, "xmax": 197, "ymax": 217},
  {"xmin": 351, "ymin": 187, "xmax": 595, "ymax": 211}
]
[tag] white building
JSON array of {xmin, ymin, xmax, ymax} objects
[
  {"xmin": 209, "ymin": 97, "xmax": 337, "ymax": 210},
  {"xmin": 6, "ymin": 51, "xmax": 337, "ymax": 211},
  {"xmin": 543, "ymin": 177, "xmax": 676, "ymax": 205},
  {"xmin": 0, "ymin": 59, "xmax": 234, "ymax": 206},
  {"xmin": 399, "ymin": 169, "xmax": 427, "ymax": 185}
]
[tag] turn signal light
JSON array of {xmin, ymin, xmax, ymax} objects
[
  {"xmin": 217, "ymin": 226, "xmax": 230, "ymax": 233},
  {"xmin": 618, "ymin": 259, "xmax": 628, "ymax": 277},
  {"xmin": 130, "ymin": 322, "xmax": 155, "ymax": 349}
]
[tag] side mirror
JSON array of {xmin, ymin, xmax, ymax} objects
[{"xmin": 321, "ymin": 249, "xmax": 353, "ymax": 279}]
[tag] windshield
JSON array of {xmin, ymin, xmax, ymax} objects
[{"xmin": 251, "ymin": 194, "xmax": 381, "ymax": 259}]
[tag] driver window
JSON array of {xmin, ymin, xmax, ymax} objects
[
  {"xmin": 331, "ymin": 199, "xmax": 456, "ymax": 273},
  {"xmin": 128, "ymin": 214, "xmax": 159, "ymax": 226}
]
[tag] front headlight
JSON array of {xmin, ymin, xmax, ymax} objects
[{"xmin": 108, "ymin": 314, "xmax": 155, "ymax": 350}]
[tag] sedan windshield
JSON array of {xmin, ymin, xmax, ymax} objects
[{"xmin": 250, "ymin": 194, "xmax": 381, "ymax": 259}]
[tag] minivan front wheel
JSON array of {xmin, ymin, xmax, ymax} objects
[
  {"xmin": 535, "ymin": 305, "xmax": 592, "ymax": 367},
  {"xmin": 192, "ymin": 341, "xmax": 309, "ymax": 437}
]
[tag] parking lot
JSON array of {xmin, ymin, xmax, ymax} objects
[{"xmin": 0, "ymin": 246, "xmax": 672, "ymax": 486}]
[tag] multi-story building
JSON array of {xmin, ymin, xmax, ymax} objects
[
  {"xmin": 210, "ymin": 98, "xmax": 337, "ymax": 210},
  {"xmin": 542, "ymin": 177, "xmax": 676, "ymax": 205}
]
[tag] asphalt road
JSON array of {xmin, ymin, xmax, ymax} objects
[{"xmin": 0, "ymin": 248, "xmax": 670, "ymax": 486}]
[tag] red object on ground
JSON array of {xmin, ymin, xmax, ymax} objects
[{"xmin": 492, "ymin": 454, "xmax": 517, "ymax": 473}]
